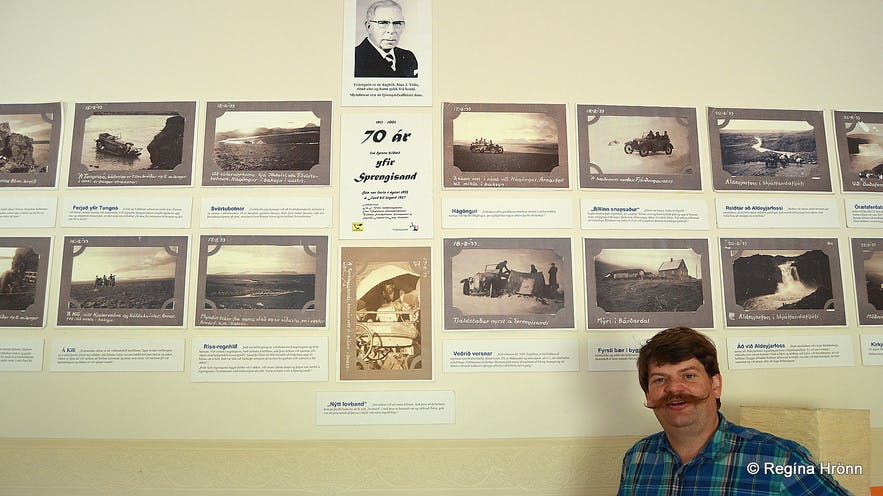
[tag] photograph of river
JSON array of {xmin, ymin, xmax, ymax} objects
[{"xmin": 719, "ymin": 119, "xmax": 819, "ymax": 178}]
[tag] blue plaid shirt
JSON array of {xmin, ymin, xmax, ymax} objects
[{"xmin": 617, "ymin": 414, "xmax": 853, "ymax": 495}]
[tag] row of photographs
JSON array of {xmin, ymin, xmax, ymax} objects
[
  {"xmin": 1, "ymin": 102, "xmax": 880, "ymax": 192},
  {"xmin": 4, "ymin": 235, "xmax": 883, "ymax": 332}
]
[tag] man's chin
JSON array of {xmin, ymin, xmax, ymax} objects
[{"xmin": 380, "ymin": 42, "xmax": 398, "ymax": 50}]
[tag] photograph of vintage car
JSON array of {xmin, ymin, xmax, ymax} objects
[
  {"xmin": 449, "ymin": 247, "xmax": 568, "ymax": 316},
  {"xmin": 353, "ymin": 263, "xmax": 423, "ymax": 371},
  {"xmin": 451, "ymin": 112, "xmax": 560, "ymax": 172},
  {"xmin": 585, "ymin": 115, "xmax": 693, "ymax": 175}
]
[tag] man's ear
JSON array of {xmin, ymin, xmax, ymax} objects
[{"xmin": 712, "ymin": 373, "xmax": 722, "ymax": 399}]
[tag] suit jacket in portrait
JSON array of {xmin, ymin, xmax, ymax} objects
[{"xmin": 354, "ymin": 38, "xmax": 418, "ymax": 78}]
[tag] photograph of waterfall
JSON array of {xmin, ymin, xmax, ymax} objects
[{"xmin": 720, "ymin": 238, "xmax": 845, "ymax": 327}]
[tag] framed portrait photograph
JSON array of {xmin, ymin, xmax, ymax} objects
[
  {"xmin": 443, "ymin": 237, "xmax": 574, "ymax": 330},
  {"xmin": 708, "ymin": 107, "xmax": 831, "ymax": 192},
  {"xmin": 195, "ymin": 235, "xmax": 328, "ymax": 327},
  {"xmin": 576, "ymin": 104, "xmax": 701, "ymax": 190},
  {"xmin": 68, "ymin": 101, "xmax": 196, "ymax": 187},
  {"xmin": 0, "ymin": 102, "xmax": 62, "ymax": 188},
  {"xmin": 584, "ymin": 238, "xmax": 712, "ymax": 330},
  {"xmin": 340, "ymin": 246, "xmax": 431, "ymax": 381},
  {"xmin": 57, "ymin": 236, "xmax": 188, "ymax": 327},
  {"xmin": 850, "ymin": 238, "xmax": 883, "ymax": 326},
  {"xmin": 443, "ymin": 102, "xmax": 569, "ymax": 189},
  {"xmin": 833, "ymin": 110, "xmax": 883, "ymax": 192},
  {"xmin": 0, "ymin": 237, "xmax": 51, "ymax": 328},
  {"xmin": 719, "ymin": 237, "xmax": 845, "ymax": 327},
  {"xmin": 202, "ymin": 101, "xmax": 332, "ymax": 186},
  {"xmin": 342, "ymin": 0, "xmax": 432, "ymax": 106}
]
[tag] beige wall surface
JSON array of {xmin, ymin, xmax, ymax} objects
[{"xmin": 1, "ymin": 0, "xmax": 882, "ymax": 492}]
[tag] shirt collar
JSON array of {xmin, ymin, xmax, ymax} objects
[
  {"xmin": 657, "ymin": 412, "xmax": 732, "ymax": 464},
  {"xmin": 366, "ymin": 38, "xmax": 395, "ymax": 62}
]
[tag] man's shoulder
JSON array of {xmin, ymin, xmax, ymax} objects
[
  {"xmin": 394, "ymin": 46, "xmax": 416, "ymax": 59},
  {"xmin": 724, "ymin": 421, "xmax": 807, "ymax": 455}
]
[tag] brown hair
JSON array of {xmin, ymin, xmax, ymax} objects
[{"xmin": 638, "ymin": 327, "xmax": 721, "ymax": 407}]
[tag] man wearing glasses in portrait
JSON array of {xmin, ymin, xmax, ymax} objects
[{"xmin": 355, "ymin": 0, "xmax": 418, "ymax": 78}]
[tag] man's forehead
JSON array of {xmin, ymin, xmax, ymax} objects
[
  {"xmin": 648, "ymin": 358, "xmax": 704, "ymax": 374},
  {"xmin": 371, "ymin": 6, "xmax": 403, "ymax": 19}
]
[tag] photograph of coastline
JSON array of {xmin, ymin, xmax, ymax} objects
[
  {"xmin": 68, "ymin": 102, "xmax": 196, "ymax": 187},
  {"xmin": 202, "ymin": 101, "xmax": 331, "ymax": 186},
  {"xmin": 0, "ymin": 103, "xmax": 62, "ymax": 187},
  {"xmin": 196, "ymin": 235, "xmax": 328, "ymax": 327},
  {"xmin": 835, "ymin": 111, "xmax": 883, "ymax": 192}
]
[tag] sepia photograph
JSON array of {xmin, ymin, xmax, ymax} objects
[
  {"xmin": 709, "ymin": 108, "xmax": 830, "ymax": 192},
  {"xmin": 57, "ymin": 236, "xmax": 187, "ymax": 326},
  {"xmin": 443, "ymin": 103, "xmax": 568, "ymax": 188},
  {"xmin": 834, "ymin": 111, "xmax": 883, "ymax": 191},
  {"xmin": 0, "ymin": 103, "xmax": 62, "ymax": 187},
  {"xmin": 443, "ymin": 238, "xmax": 574, "ymax": 330},
  {"xmin": 720, "ymin": 238, "xmax": 844, "ymax": 327},
  {"xmin": 0, "ymin": 238, "xmax": 50, "ymax": 327},
  {"xmin": 577, "ymin": 105, "xmax": 701, "ymax": 191},
  {"xmin": 452, "ymin": 112, "xmax": 559, "ymax": 173},
  {"xmin": 584, "ymin": 239, "xmax": 712, "ymax": 330},
  {"xmin": 68, "ymin": 102, "xmax": 195, "ymax": 187},
  {"xmin": 850, "ymin": 238, "xmax": 883, "ymax": 325},
  {"xmin": 340, "ymin": 246, "xmax": 431, "ymax": 381},
  {"xmin": 202, "ymin": 101, "xmax": 332, "ymax": 186},
  {"xmin": 719, "ymin": 119, "xmax": 819, "ymax": 178},
  {"xmin": 196, "ymin": 235, "xmax": 328, "ymax": 327}
]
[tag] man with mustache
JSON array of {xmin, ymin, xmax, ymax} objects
[{"xmin": 617, "ymin": 327, "xmax": 851, "ymax": 495}]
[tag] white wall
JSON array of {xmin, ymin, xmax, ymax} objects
[{"xmin": 1, "ymin": 0, "xmax": 881, "ymax": 444}]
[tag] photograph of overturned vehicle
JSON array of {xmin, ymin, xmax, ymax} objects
[
  {"xmin": 354, "ymin": 264, "xmax": 422, "ymax": 371},
  {"xmin": 445, "ymin": 239, "xmax": 575, "ymax": 330}
]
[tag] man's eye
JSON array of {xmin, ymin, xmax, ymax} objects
[
  {"xmin": 684, "ymin": 374, "xmax": 696, "ymax": 380},
  {"xmin": 392, "ymin": 21, "xmax": 405, "ymax": 27},
  {"xmin": 652, "ymin": 377, "xmax": 665, "ymax": 384}
]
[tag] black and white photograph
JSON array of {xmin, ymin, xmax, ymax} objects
[
  {"xmin": 342, "ymin": 0, "xmax": 432, "ymax": 106},
  {"xmin": 340, "ymin": 246, "xmax": 431, "ymax": 381},
  {"xmin": 850, "ymin": 238, "xmax": 883, "ymax": 325},
  {"xmin": 577, "ymin": 105, "xmax": 701, "ymax": 190},
  {"xmin": 443, "ymin": 103, "xmax": 569, "ymax": 188},
  {"xmin": 57, "ymin": 236, "xmax": 188, "ymax": 326},
  {"xmin": 720, "ymin": 238, "xmax": 845, "ymax": 327},
  {"xmin": 196, "ymin": 235, "xmax": 328, "ymax": 327},
  {"xmin": 0, "ymin": 238, "xmax": 50, "ymax": 327},
  {"xmin": 443, "ymin": 238, "xmax": 574, "ymax": 330},
  {"xmin": 709, "ymin": 108, "xmax": 830, "ymax": 192},
  {"xmin": 202, "ymin": 101, "xmax": 331, "ymax": 186},
  {"xmin": 834, "ymin": 111, "xmax": 883, "ymax": 192},
  {"xmin": 68, "ymin": 102, "xmax": 195, "ymax": 187},
  {"xmin": 584, "ymin": 239, "xmax": 712, "ymax": 330},
  {"xmin": 0, "ymin": 103, "xmax": 62, "ymax": 188}
]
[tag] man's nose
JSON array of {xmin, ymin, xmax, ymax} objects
[{"xmin": 665, "ymin": 378, "xmax": 687, "ymax": 393}]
